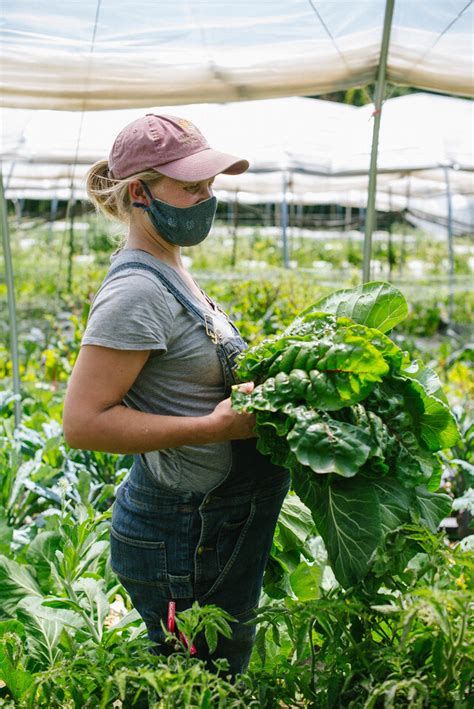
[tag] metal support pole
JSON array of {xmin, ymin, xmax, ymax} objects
[
  {"xmin": 399, "ymin": 176, "xmax": 411, "ymax": 276},
  {"xmin": 0, "ymin": 166, "xmax": 21, "ymax": 426},
  {"xmin": 362, "ymin": 0, "xmax": 396, "ymax": 283},
  {"xmin": 265, "ymin": 202, "xmax": 272, "ymax": 227},
  {"xmin": 345, "ymin": 205, "xmax": 352, "ymax": 230},
  {"xmin": 387, "ymin": 185, "xmax": 393, "ymax": 281},
  {"xmin": 443, "ymin": 166, "xmax": 455, "ymax": 324},
  {"xmin": 66, "ymin": 198, "xmax": 76, "ymax": 293},
  {"xmin": 297, "ymin": 202, "xmax": 304, "ymax": 228},
  {"xmin": 281, "ymin": 172, "xmax": 290, "ymax": 268},
  {"xmin": 47, "ymin": 197, "xmax": 59, "ymax": 244},
  {"xmin": 230, "ymin": 191, "xmax": 239, "ymax": 268}
]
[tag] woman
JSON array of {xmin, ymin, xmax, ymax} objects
[{"xmin": 63, "ymin": 113, "xmax": 290, "ymax": 675}]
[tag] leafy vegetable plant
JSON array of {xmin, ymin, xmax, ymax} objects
[{"xmin": 232, "ymin": 282, "xmax": 458, "ymax": 588}]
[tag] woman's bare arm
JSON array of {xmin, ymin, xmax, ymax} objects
[{"xmin": 62, "ymin": 345, "xmax": 255, "ymax": 453}]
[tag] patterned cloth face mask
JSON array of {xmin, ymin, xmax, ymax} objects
[{"xmin": 133, "ymin": 180, "xmax": 218, "ymax": 247}]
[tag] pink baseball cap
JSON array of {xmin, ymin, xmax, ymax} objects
[{"xmin": 108, "ymin": 113, "xmax": 249, "ymax": 181}]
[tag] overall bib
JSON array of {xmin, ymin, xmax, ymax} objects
[{"xmin": 107, "ymin": 261, "xmax": 290, "ymax": 675}]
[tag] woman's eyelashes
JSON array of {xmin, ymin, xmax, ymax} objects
[{"xmin": 184, "ymin": 180, "xmax": 214, "ymax": 194}]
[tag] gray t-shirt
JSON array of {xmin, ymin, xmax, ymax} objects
[{"xmin": 82, "ymin": 249, "xmax": 239, "ymax": 494}]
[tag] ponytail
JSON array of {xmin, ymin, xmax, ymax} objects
[{"xmin": 86, "ymin": 160, "xmax": 163, "ymax": 223}]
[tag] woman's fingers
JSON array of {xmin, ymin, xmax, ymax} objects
[{"xmin": 237, "ymin": 381, "xmax": 255, "ymax": 394}]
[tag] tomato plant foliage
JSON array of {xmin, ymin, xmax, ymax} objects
[{"xmin": 232, "ymin": 282, "xmax": 457, "ymax": 588}]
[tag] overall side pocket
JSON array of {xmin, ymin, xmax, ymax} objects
[{"xmin": 110, "ymin": 527, "xmax": 168, "ymax": 586}]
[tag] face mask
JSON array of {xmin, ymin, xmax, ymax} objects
[{"xmin": 133, "ymin": 181, "xmax": 217, "ymax": 247}]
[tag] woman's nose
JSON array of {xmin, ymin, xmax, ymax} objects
[{"xmin": 197, "ymin": 184, "xmax": 213, "ymax": 201}]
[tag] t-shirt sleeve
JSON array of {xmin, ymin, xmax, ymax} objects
[{"xmin": 82, "ymin": 272, "xmax": 174, "ymax": 351}]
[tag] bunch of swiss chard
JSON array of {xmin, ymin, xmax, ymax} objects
[{"xmin": 232, "ymin": 282, "xmax": 458, "ymax": 589}]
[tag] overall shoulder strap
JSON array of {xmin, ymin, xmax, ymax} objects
[{"xmin": 105, "ymin": 261, "xmax": 212, "ymax": 331}]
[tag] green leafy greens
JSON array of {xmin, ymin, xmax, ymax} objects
[{"xmin": 232, "ymin": 282, "xmax": 457, "ymax": 588}]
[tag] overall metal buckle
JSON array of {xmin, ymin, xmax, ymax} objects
[{"xmin": 204, "ymin": 314, "xmax": 222, "ymax": 345}]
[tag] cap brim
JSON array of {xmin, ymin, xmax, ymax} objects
[{"xmin": 152, "ymin": 147, "xmax": 249, "ymax": 181}]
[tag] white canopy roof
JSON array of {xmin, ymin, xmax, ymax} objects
[
  {"xmin": 2, "ymin": 94, "xmax": 472, "ymax": 205},
  {"xmin": 1, "ymin": 1, "xmax": 473, "ymax": 111}
]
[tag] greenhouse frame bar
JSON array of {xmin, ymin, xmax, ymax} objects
[
  {"xmin": 0, "ymin": 167, "xmax": 21, "ymax": 425},
  {"xmin": 362, "ymin": 0, "xmax": 396, "ymax": 283}
]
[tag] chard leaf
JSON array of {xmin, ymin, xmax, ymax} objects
[
  {"xmin": 392, "ymin": 374, "xmax": 459, "ymax": 451},
  {"xmin": 306, "ymin": 332, "xmax": 389, "ymax": 409},
  {"xmin": 287, "ymin": 414, "xmax": 372, "ymax": 477},
  {"xmin": 318, "ymin": 333, "xmax": 389, "ymax": 381},
  {"xmin": 341, "ymin": 324, "xmax": 408, "ymax": 370},
  {"xmin": 413, "ymin": 487, "xmax": 452, "ymax": 532},
  {"xmin": 401, "ymin": 360, "xmax": 448, "ymax": 403},
  {"xmin": 418, "ymin": 397, "xmax": 459, "ymax": 451},
  {"xmin": 391, "ymin": 430, "xmax": 440, "ymax": 486},
  {"xmin": 255, "ymin": 409, "xmax": 293, "ymax": 436},
  {"xmin": 236, "ymin": 335, "xmax": 310, "ymax": 382},
  {"xmin": 372, "ymin": 478, "xmax": 412, "ymax": 534},
  {"xmin": 292, "ymin": 471, "xmax": 381, "ymax": 588},
  {"xmin": 368, "ymin": 382, "xmax": 453, "ymax": 480},
  {"xmin": 426, "ymin": 458, "xmax": 443, "ymax": 492},
  {"xmin": 283, "ymin": 312, "xmax": 338, "ymax": 338},
  {"xmin": 302, "ymin": 282, "xmax": 408, "ymax": 333},
  {"xmin": 276, "ymin": 495, "xmax": 315, "ymax": 552},
  {"xmin": 349, "ymin": 406, "xmax": 390, "ymax": 459},
  {"xmin": 255, "ymin": 419, "xmax": 293, "ymax": 468},
  {"xmin": 305, "ymin": 369, "xmax": 358, "ymax": 410}
]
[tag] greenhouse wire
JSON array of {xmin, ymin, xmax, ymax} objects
[
  {"xmin": 59, "ymin": 0, "xmax": 102, "ymax": 295},
  {"xmin": 403, "ymin": 0, "xmax": 474, "ymax": 87},
  {"xmin": 306, "ymin": 0, "xmax": 352, "ymax": 75}
]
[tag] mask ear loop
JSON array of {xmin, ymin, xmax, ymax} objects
[{"xmin": 132, "ymin": 180, "xmax": 154, "ymax": 210}]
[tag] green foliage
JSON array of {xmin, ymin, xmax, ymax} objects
[
  {"xmin": 233, "ymin": 282, "xmax": 458, "ymax": 588},
  {"xmin": 248, "ymin": 530, "xmax": 473, "ymax": 708},
  {"xmin": 299, "ymin": 281, "xmax": 408, "ymax": 333},
  {"xmin": 265, "ymin": 494, "xmax": 317, "ymax": 600},
  {"xmin": 1, "ymin": 223, "xmax": 472, "ymax": 705},
  {"xmin": 0, "ymin": 499, "xmax": 254, "ymax": 707},
  {"xmin": 170, "ymin": 602, "xmax": 235, "ymax": 656}
]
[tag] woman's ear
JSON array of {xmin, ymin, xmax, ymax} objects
[{"xmin": 129, "ymin": 179, "xmax": 148, "ymax": 204}]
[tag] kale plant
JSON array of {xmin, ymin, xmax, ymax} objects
[{"xmin": 232, "ymin": 283, "xmax": 458, "ymax": 588}]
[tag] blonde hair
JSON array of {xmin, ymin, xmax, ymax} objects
[{"xmin": 86, "ymin": 160, "xmax": 163, "ymax": 223}]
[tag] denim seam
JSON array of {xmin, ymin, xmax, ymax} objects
[
  {"xmin": 110, "ymin": 527, "xmax": 166, "ymax": 550},
  {"xmin": 199, "ymin": 496, "xmax": 257, "ymax": 602},
  {"xmin": 113, "ymin": 571, "xmax": 169, "ymax": 588}
]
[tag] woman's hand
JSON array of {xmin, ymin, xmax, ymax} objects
[{"xmin": 206, "ymin": 382, "xmax": 256, "ymax": 441}]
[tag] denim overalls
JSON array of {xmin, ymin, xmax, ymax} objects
[{"xmin": 107, "ymin": 261, "xmax": 290, "ymax": 675}]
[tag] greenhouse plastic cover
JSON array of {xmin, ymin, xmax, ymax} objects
[
  {"xmin": 1, "ymin": 1, "xmax": 473, "ymax": 111},
  {"xmin": 2, "ymin": 93, "xmax": 473, "ymax": 198}
]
